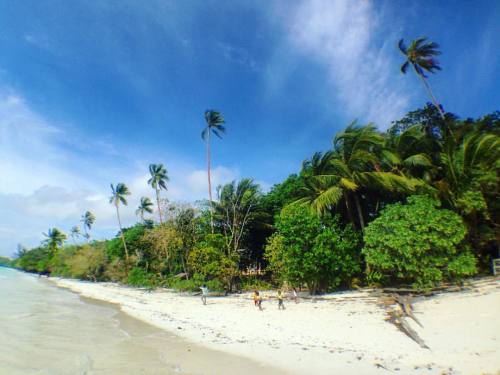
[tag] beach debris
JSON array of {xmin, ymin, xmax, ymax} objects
[{"xmin": 385, "ymin": 293, "xmax": 429, "ymax": 349}]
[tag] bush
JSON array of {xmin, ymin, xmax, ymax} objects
[
  {"xmin": 127, "ymin": 267, "xmax": 156, "ymax": 288},
  {"xmin": 188, "ymin": 234, "xmax": 238, "ymax": 290},
  {"xmin": 163, "ymin": 274, "xmax": 225, "ymax": 293},
  {"xmin": 66, "ymin": 244, "xmax": 106, "ymax": 281},
  {"xmin": 362, "ymin": 195, "xmax": 477, "ymax": 289},
  {"xmin": 265, "ymin": 205, "xmax": 362, "ymax": 294}
]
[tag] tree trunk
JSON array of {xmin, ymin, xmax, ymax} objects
[
  {"xmin": 343, "ymin": 192, "xmax": 356, "ymax": 227},
  {"xmin": 115, "ymin": 203, "xmax": 129, "ymax": 268},
  {"xmin": 417, "ymin": 71, "xmax": 445, "ymax": 120},
  {"xmin": 353, "ymin": 193, "xmax": 365, "ymax": 230},
  {"xmin": 84, "ymin": 226, "xmax": 89, "ymax": 243},
  {"xmin": 206, "ymin": 130, "xmax": 214, "ymax": 233},
  {"xmin": 156, "ymin": 187, "xmax": 163, "ymax": 224}
]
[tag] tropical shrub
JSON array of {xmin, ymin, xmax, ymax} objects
[
  {"xmin": 66, "ymin": 244, "xmax": 106, "ymax": 281},
  {"xmin": 127, "ymin": 267, "xmax": 156, "ymax": 287},
  {"xmin": 188, "ymin": 234, "xmax": 238, "ymax": 290},
  {"xmin": 362, "ymin": 195, "xmax": 477, "ymax": 288},
  {"xmin": 265, "ymin": 205, "xmax": 361, "ymax": 294}
]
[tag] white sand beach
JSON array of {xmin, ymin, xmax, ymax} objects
[{"xmin": 51, "ymin": 277, "xmax": 500, "ymax": 375}]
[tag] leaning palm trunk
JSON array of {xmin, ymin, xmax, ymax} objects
[
  {"xmin": 417, "ymin": 71, "xmax": 445, "ymax": 120},
  {"xmin": 343, "ymin": 192, "xmax": 356, "ymax": 228},
  {"xmin": 206, "ymin": 130, "xmax": 215, "ymax": 233},
  {"xmin": 115, "ymin": 203, "xmax": 129, "ymax": 266},
  {"xmin": 353, "ymin": 193, "xmax": 365, "ymax": 230}
]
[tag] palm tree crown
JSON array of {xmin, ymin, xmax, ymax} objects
[
  {"xmin": 136, "ymin": 197, "xmax": 154, "ymax": 222},
  {"xmin": 202, "ymin": 110, "xmax": 226, "ymax": 140},
  {"xmin": 399, "ymin": 37, "xmax": 441, "ymax": 78},
  {"xmin": 43, "ymin": 228, "xmax": 67, "ymax": 252},
  {"xmin": 70, "ymin": 226, "xmax": 81, "ymax": 244},
  {"xmin": 80, "ymin": 210, "xmax": 95, "ymax": 242},
  {"xmin": 148, "ymin": 163, "xmax": 169, "ymax": 223},
  {"xmin": 110, "ymin": 183, "xmax": 130, "ymax": 206}
]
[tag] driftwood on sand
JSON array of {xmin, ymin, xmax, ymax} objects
[{"xmin": 384, "ymin": 293, "xmax": 429, "ymax": 349}]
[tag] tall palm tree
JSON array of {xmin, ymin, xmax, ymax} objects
[
  {"xmin": 201, "ymin": 110, "xmax": 226, "ymax": 232},
  {"xmin": 43, "ymin": 228, "xmax": 67, "ymax": 255},
  {"xmin": 70, "ymin": 226, "xmax": 81, "ymax": 245},
  {"xmin": 136, "ymin": 197, "xmax": 154, "ymax": 222},
  {"xmin": 399, "ymin": 37, "xmax": 445, "ymax": 120},
  {"xmin": 80, "ymin": 211, "xmax": 95, "ymax": 243},
  {"xmin": 110, "ymin": 183, "xmax": 131, "ymax": 263},
  {"xmin": 148, "ymin": 164, "xmax": 168, "ymax": 224}
]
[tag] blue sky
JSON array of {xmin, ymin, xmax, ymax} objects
[{"xmin": 0, "ymin": 0, "xmax": 498, "ymax": 256}]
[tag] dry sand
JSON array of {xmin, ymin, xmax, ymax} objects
[{"xmin": 50, "ymin": 277, "xmax": 500, "ymax": 375}]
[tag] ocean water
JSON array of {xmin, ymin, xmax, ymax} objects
[{"xmin": 0, "ymin": 268, "xmax": 278, "ymax": 375}]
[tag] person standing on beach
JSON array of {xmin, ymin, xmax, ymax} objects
[
  {"xmin": 253, "ymin": 290, "xmax": 263, "ymax": 311},
  {"xmin": 200, "ymin": 284, "xmax": 209, "ymax": 305},
  {"xmin": 277, "ymin": 290, "xmax": 285, "ymax": 310},
  {"xmin": 292, "ymin": 288, "xmax": 299, "ymax": 304}
]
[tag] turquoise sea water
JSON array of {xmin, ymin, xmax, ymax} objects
[{"xmin": 0, "ymin": 268, "xmax": 276, "ymax": 375}]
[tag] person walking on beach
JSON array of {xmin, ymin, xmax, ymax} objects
[
  {"xmin": 292, "ymin": 287, "xmax": 299, "ymax": 304},
  {"xmin": 200, "ymin": 284, "xmax": 209, "ymax": 305},
  {"xmin": 253, "ymin": 290, "xmax": 263, "ymax": 311},
  {"xmin": 277, "ymin": 290, "xmax": 285, "ymax": 310}
]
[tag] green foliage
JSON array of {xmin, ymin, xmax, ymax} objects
[
  {"xmin": 127, "ymin": 267, "xmax": 157, "ymax": 287},
  {"xmin": 107, "ymin": 224, "xmax": 150, "ymax": 261},
  {"xmin": 0, "ymin": 256, "xmax": 12, "ymax": 266},
  {"xmin": 188, "ymin": 234, "xmax": 238, "ymax": 290},
  {"xmin": 66, "ymin": 244, "xmax": 106, "ymax": 281},
  {"xmin": 363, "ymin": 195, "xmax": 476, "ymax": 288},
  {"xmin": 265, "ymin": 205, "xmax": 361, "ymax": 294},
  {"xmin": 239, "ymin": 276, "xmax": 273, "ymax": 292}
]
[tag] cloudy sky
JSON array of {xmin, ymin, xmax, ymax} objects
[{"xmin": 0, "ymin": 0, "xmax": 498, "ymax": 256}]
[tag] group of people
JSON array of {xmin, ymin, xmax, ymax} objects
[
  {"xmin": 199, "ymin": 284, "xmax": 299, "ymax": 310},
  {"xmin": 255, "ymin": 288, "xmax": 299, "ymax": 310}
]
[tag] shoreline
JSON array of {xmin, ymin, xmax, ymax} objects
[{"xmin": 49, "ymin": 276, "xmax": 500, "ymax": 375}]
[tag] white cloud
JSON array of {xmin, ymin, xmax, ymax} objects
[{"xmin": 277, "ymin": 0, "xmax": 410, "ymax": 127}]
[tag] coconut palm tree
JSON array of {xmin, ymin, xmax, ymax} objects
[
  {"xmin": 136, "ymin": 197, "xmax": 154, "ymax": 222},
  {"xmin": 70, "ymin": 226, "xmax": 81, "ymax": 245},
  {"xmin": 201, "ymin": 110, "xmax": 226, "ymax": 232},
  {"xmin": 399, "ymin": 37, "xmax": 445, "ymax": 120},
  {"xmin": 80, "ymin": 211, "xmax": 95, "ymax": 243},
  {"xmin": 43, "ymin": 228, "xmax": 67, "ymax": 255},
  {"xmin": 294, "ymin": 122, "xmax": 424, "ymax": 229},
  {"xmin": 148, "ymin": 164, "xmax": 168, "ymax": 224},
  {"xmin": 110, "ymin": 183, "xmax": 131, "ymax": 263}
]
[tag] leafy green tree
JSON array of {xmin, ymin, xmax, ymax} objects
[
  {"xmin": 188, "ymin": 234, "xmax": 238, "ymax": 291},
  {"xmin": 399, "ymin": 37, "xmax": 445, "ymax": 120},
  {"xmin": 136, "ymin": 197, "xmax": 154, "ymax": 222},
  {"xmin": 66, "ymin": 243, "xmax": 106, "ymax": 281},
  {"xmin": 261, "ymin": 174, "xmax": 305, "ymax": 218},
  {"xmin": 43, "ymin": 228, "xmax": 67, "ymax": 255},
  {"xmin": 265, "ymin": 205, "xmax": 361, "ymax": 294},
  {"xmin": 109, "ymin": 183, "xmax": 131, "ymax": 264},
  {"xmin": 363, "ymin": 195, "xmax": 476, "ymax": 288},
  {"xmin": 81, "ymin": 211, "xmax": 96, "ymax": 242},
  {"xmin": 202, "ymin": 110, "xmax": 226, "ymax": 232},
  {"xmin": 148, "ymin": 164, "xmax": 169, "ymax": 224}
]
